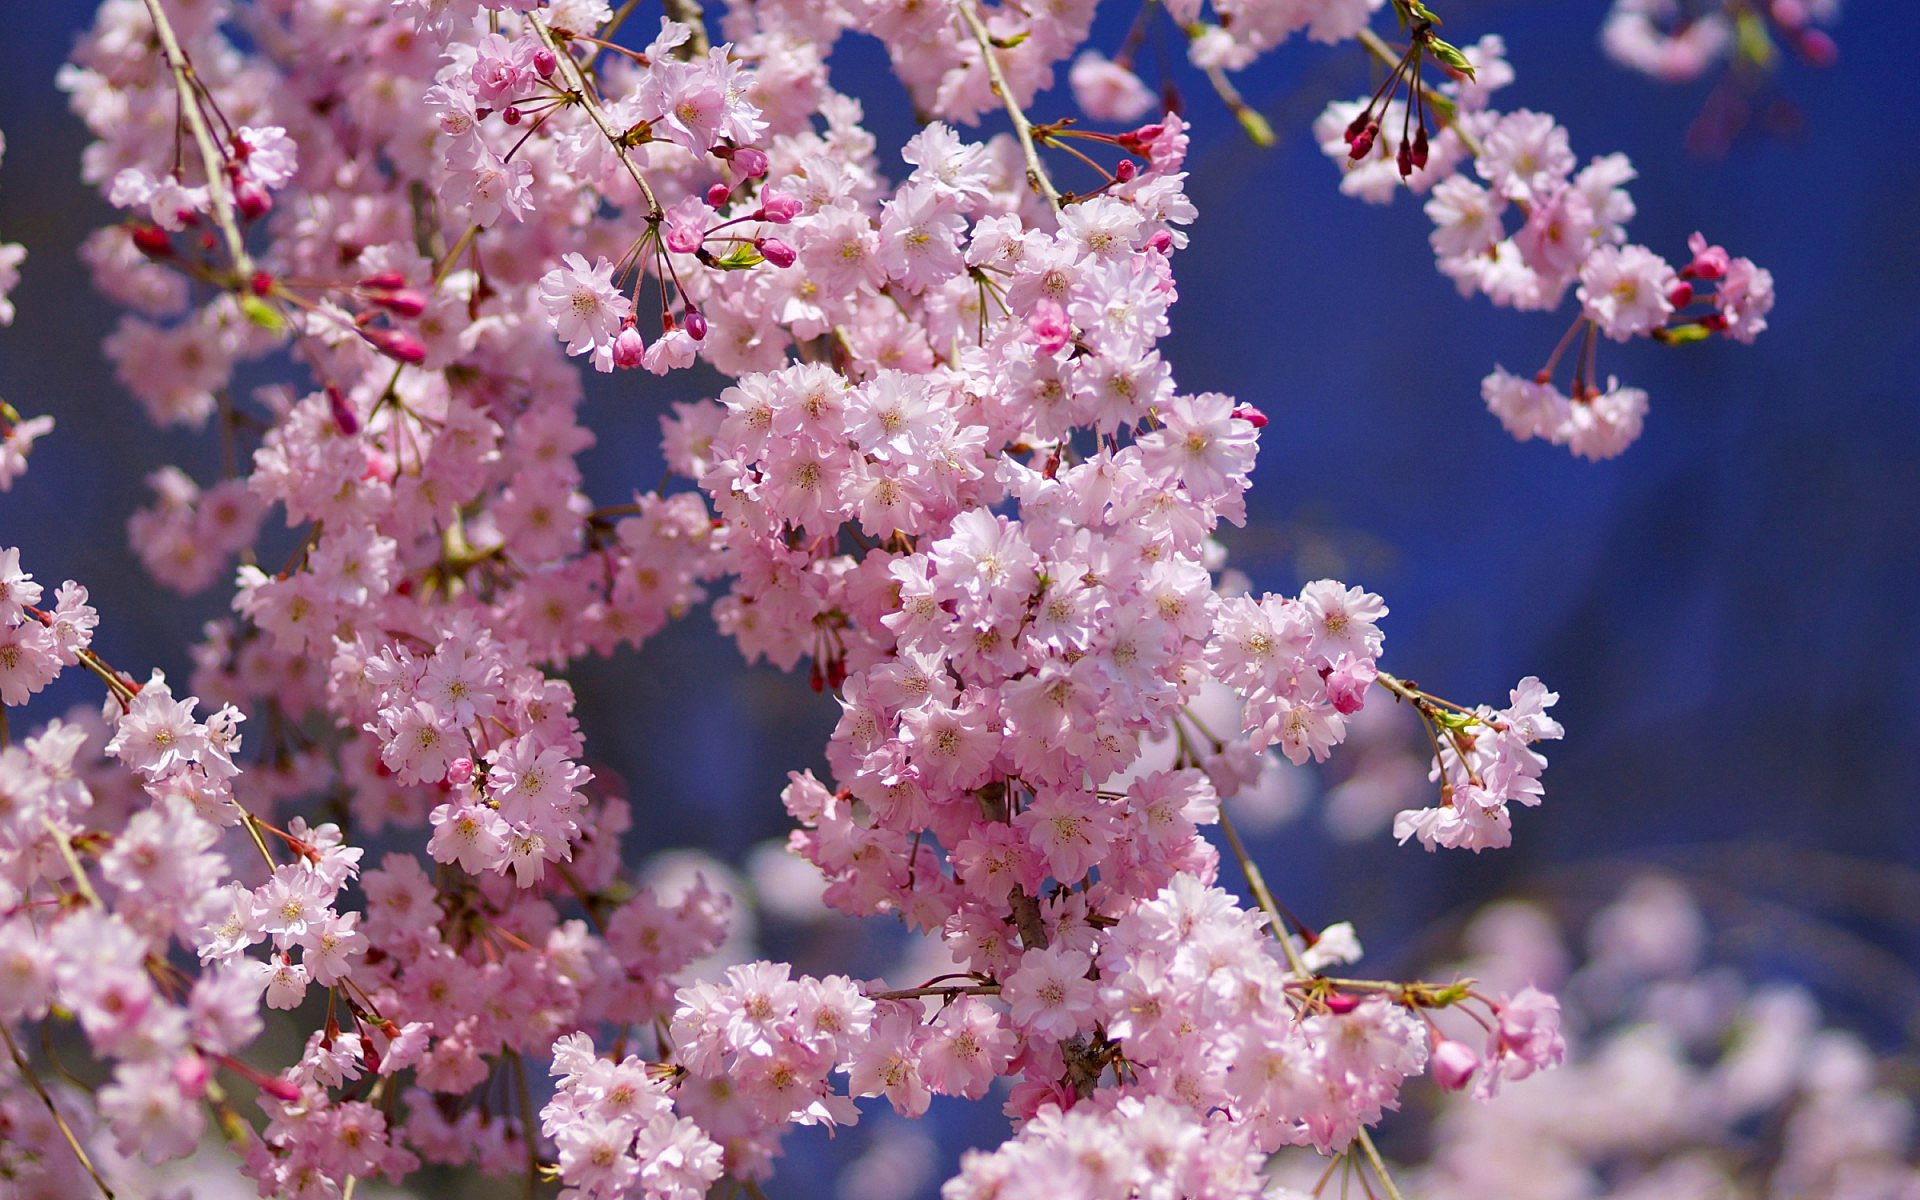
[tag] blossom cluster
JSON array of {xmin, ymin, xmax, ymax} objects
[
  {"xmin": 0, "ymin": 0, "xmax": 1787, "ymax": 1196},
  {"xmin": 1314, "ymin": 33, "xmax": 1775, "ymax": 458}
]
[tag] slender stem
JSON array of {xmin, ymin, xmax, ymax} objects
[
  {"xmin": 1355, "ymin": 1128, "xmax": 1408, "ymax": 1200},
  {"xmin": 956, "ymin": 1, "xmax": 1062, "ymax": 213},
  {"xmin": 867, "ymin": 983, "xmax": 1000, "ymax": 1000},
  {"xmin": 1357, "ymin": 27, "xmax": 1482, "ymax": 158},
  {"xmin": 41, "ymin": 817, "xmax": 102, "ymax": 908},
  {"xmin": 139, "ymin": 0, "xmax": 254, "ymax": 283},
  {"xmin": 1, "ymin": 1026, "xmax": 116, "ymax": 1199},
  {"xmin": 1218, "ymin": 808, "xmax": 1312, "ymax": 978},
  {"xmin": 531, "ymin": 17, "xmax": 664, "ymax": 219}
]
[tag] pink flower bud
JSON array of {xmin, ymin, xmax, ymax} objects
[
  {"xmin": 1348, "ymin": 123, "xmax": 1378, "ymax": 161},
  {"xmin": 445, "ymin": 757, "xmax": 474, "ymax": 786},
  {"xmin": 684, "ymin": 308, "xmax": 708, "ymax": 341},
  {"xmin": 1322, "ymin": 992, "xmax": 1361, "ymax": 1014},
  {"xmin": 1682, "ymin": 232, "xmax": 1730, "ymax": 280},
  {"xmin": 132, "ymin": 224, "xmax": 172, "ymax": 257},
  {"xmin": 260, "ymin": 1076, "xmax": 302, "ymax": 1103},
  {"xmin": 172, "ymin": 1054, "xmax": 211, "ymax": 1099},
  {"xmin": 613, "ymin": 325, "xmax": 646, "ymax": 369},
  {"xmin": 502, "ymin": 106, "xmax": 523, "ymax": 125},
  {"xmin": 1147, "ymin": 229, "xmax": 1173, "ymax": 254},
  {"xmin": 1231, "ymin": 403, "xmax": 1268, "ymax": 428},
  {"xmin": 757, "ymin": 191, "xmax": 802, "ymax": 223},
  {"xmin": 756, "ymin": 237, "xmax": 797, "ymax": 268},
  {"xmin": 706, "ymin": 183, "xmax": 732, "ymax": 208},
  {"xmin": 234, "ymin": 179, "xmax": 273, "ymax": 220},
  {"xmin": 1114, "ymin": 159, "xmax": 1137, "ymax": 182},
  {"xmin": 1432, "ymin": 1039, "xmax": 1479, "ymax": 1091},
  {"xmin": 1795, "ymin": 28, "xmax": 1837, "ymax": 67},
  {"xmin": 730, "ymin": 147, "xmax": 769, "ymax": 178},
  {"xmin": 1028, "ymin": 298, "xmax": 1071, "ymax": 353},
  {"xmin": 326, "ymin": 386, "xmax": 361, "ymax": 436},
  {"xmin": 370, "ymin": 287, "xmax": 427, "ymax": 318},
  {"xmin": 361, "ymin": 326, "xmax": 426, "ymax": 364},
  {"xmin": 250, "ymin": 270, "xmax": 275, "ymax": 296},
  {"xmin": 361, "ymin": 270, "xmax": 407, "ymax": 290},
  {"xmin": 1666, "ymin": 280, "xmax": 1694, "ymax": 308},
  {"xmin": 532, "ymin": 48, "xmax": 558, "ymax": 76}
]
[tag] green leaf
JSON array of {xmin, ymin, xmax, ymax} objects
[
  {"xmin": 1235, "ymin": 106, "xmax": 1277, "ymax": 147},
  {"xmin": 239, "ymin": 294, "xmax": 285, "ymax": 332},
  {"xmin": 713, "ymin": 243, "xmax": 766, "ymax": 270},
  {"xmin": 1429, "ymin": 36, "xmax": 1477, "ymax": 80},
  {"xmin": 1655, "ymin": 322, "xmax": 1714, "ymax": 345}
]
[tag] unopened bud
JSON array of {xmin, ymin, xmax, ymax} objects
[
  {"xmin": 1114, "ymin": 159, "xmax": 1137, "ymax": 183},
  {"xmin": 361, "ymin": 326, "xmax": 426, "ymax": 364},
  {"xmin": 1321, "ymin": 992, "xmax": 1361, "ymax": 1014},
  {"xmin": 445, "ymin": 757, "xmax": 474, "ymax": 786},
  {"xmin": 326, "ymin": 386, "xmax": 360, "ymax": 436},
  {"xmin": 757, "ymin": 191, "xmax": 802, "ymax": 224},
  {"xmin": 234, "ymin": 180, "xmax": 272, "ymax": 220},
  {"xmin": 361, "ymin": 270, "xmax": 407, "ymax": 290},
  {"xmin": 1396, "ymin": 140, "xmax": 1414, "ymax": 178},
  {"xmin": 502, "ymin": 106, "xmax": 522, "ymax": 126},
  {"xmin": 1348, "ymin": 123, "xmax": 1378, "ymax": 161},
  {"xmin": 1667, "ymin": 281, "xmax": 1694, "ymax": 308},
  {"xmin": 131, "ymin": 224, "xmax": 172, "ymax": 257},
  {"xmin": 250, "ymin": 270, "xmax": 275, "ymax": 296},
  {"xmin": 684, "ymin": 308, "xmax": 708, "ymax": 341},
  {"xmin": 613, "ymin": 325, "xmax": 646, "ymax": 369},
  {"xmin": 1231, "ymin": 403, "xmax": 1268, "ymax": 428},
  {"xmin": 1411, "ymin": 127, "xmax": 1430, "ymax": 169},
  {"xmin": 1432, "ymin": 1040, "xmax": 1479, "ymax": 1091},
  {"xmin": 706, "ymin": 182, "xmax": 731, "ymax": 208},
  {"xmin": 532, "ymin": 48, "xmax": 558, "ymax": 76},
  {"xmin": 730, "ymin": 146, "xmax": 769, "ymax": 178},
  {"xmin": 756, "ymin": 237, "xmax": 797, "ymax": 268},
  {"xmin": 172, "ymin": 1054, "xmax": 211, "ymax": 1099}
]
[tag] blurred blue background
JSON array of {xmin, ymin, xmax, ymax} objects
[{"xmin": 3, "ymin": 1, "xmax": 1917, "ymax": 1192}]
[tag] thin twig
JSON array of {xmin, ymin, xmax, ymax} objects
[
  {"xmin": 956, "ymin": 1, "xmax": 1062, "ymax": 213},
  {"xmin": 139, "ymin": 0, "xmax": 254, "ymax": 283},
  {"xmin": 531, "ymin": 16, "xmax": 665, "ymax": 219},
  {"xmin": 2, "ymin": 1026, "xmax": 116, "ymax": 1199}
]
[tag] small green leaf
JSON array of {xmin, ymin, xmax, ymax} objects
[
  {"xmin": 1235, "ymin": 106, "xmax": 1277, "ymax": 147},
  {"xmin": 239, "ymin": 294, "xmax": 285, "ymax": 331},
  {"xmin": 1429, "ymin": 36, "xmax": 1477, "ymax": 80},
  {"xmin": 1655, "ymin": 322, "xmax": 1714, "ymax": 345},
  {"xmin": 713, "ymin": 243, "xmax": 766, "ymax": 270}
]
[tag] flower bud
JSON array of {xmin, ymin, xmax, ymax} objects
[
  {"xmin": 1231, "ymin": 402, "xmax": 1268, "ymax": 428},
  {"xmin": 1432, "ymin": 1039, "xmax": 1479, "ymax": 1091},
  {"xmin": 326, "ymin": 386, "xmax": 360, "ymax": 436},
  {"xmin": 361, "ymin": 326, "xmax": 427, "ymax": 364},
  {"xmin": 1666, "ymin": 280, "xmax": 1694, "ymax": 308},
  {"xmin": 370, "ymin": 287, "xmax": 427, "ymax": 318},
  {"xmin": 684, "ymin": 308, "xmax": 708, "ymax": 341},
  {"xmin": 532, "ymin": 48, "xmax": 558, "ymax": 76},
  {"xmin": 502, "ymin": 106, "xmax": 522, "ymax": 126},
  {"xmin": 757, "ymin": 191, "xmax": 802, "ymax": 224},
  {"xmin": 250, "ymin": 270, "xmax": 275, "ymax": 296},
  {"xmin": 172, "ymin": 1054, "xmax": 211, "ymax": 1099},
  {"xmin": 131, "ymin": 223, "xmax": 172, "ymax": 257},
  {"xmin": 730, "ymin": 146, "xmax": 769, "ymax": 178},
  {"xmin": 756, "ymin": 237, "xmax": 797, "ymax": 268},
  {"xmin": 234, "ymin": 179, "xmax": 273, "ymax": 220},
  {"xmin": 360, "ymin": 270, "xmax": 407, "ymax": 290},
  {"xmin": 706, "ymin": 182, "xmax": 732, "ymax": 208},
  {"xmin": 1114, "ymin": 159, "xmax": 1137, "ymax": 183},
  {"xmin": 613, "ymin": 325, "xmax": 646, "ymax": 369},
  {"xmin": 1348, "ymin": 122, "xmax": 1378, "ymax": 161},
  {"xmin": 445, "ymin": 757, "xmax": 475, "ymax": 787}
]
